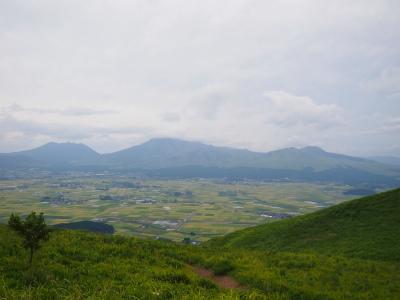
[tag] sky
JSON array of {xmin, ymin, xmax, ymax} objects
[{"xmin": 0, "ymin": 0, "xmax": 399, "ymax": 156}]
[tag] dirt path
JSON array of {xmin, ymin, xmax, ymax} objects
[{"xmin": 192, "ymin": 266, "xmax": 242, "ymax": 289}]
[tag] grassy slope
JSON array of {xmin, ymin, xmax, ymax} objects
[
  {"xmin": 1, "ymin": 225, "xmax": 399, "ymax": 300},
  {"xmin": 207, "ymin": 189, "xmax": 400, "ymax": 261},
  {"xmin": 1, "ymin": 189, "xmax": 400, "ymax": 299},
  {"xmin": 0, "ymin": 225, "xmax": 249, "ymax": 299}
]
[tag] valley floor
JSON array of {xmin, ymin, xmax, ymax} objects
[{"xmin": 0, "ymin": 176, "xmax": 362, "ymax": 242}]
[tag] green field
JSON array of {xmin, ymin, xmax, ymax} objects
[{"xmin": 0, "ymin": 176, "xmax": 362, "ymax": 242}]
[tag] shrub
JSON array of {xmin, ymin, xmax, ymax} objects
[{"xmin": 212, "ymin": 260, "xmax": 235, "ymax": 275}]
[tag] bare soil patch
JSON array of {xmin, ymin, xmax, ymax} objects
[{"xmin": 192, "ymin": 266, "xmax": 243, "ymax": 289}]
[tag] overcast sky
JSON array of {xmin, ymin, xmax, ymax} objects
[{"xmin": 0, "ymin": 0, "xmax": 399, "ymax": 156}]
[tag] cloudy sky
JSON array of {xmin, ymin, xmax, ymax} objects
[{"xmin": 0, "ymin": 0, "xmax": 399, "ymax": 156}]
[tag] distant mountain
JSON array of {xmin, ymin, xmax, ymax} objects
[
  {"xmin": 207, "ymin": 188, "xmax": 400, "ymax": 261},
  {"xmin": 103, "ymin": 138, "xmax": 266, "ymax": 169},
  {"xmin": 1, "ymin": 138, "xmax": 399, "ymax": 186},
  {"xmin": 103, "ymin": 139, "xmax": 399, "ymax": 184},
  {"xmin": 104, "ymin": 138, "xmax": 392, "ymax": 173},
  {"xmin": 0, "ymin": 154, "xmax": 39, "ymax": 168},
  {"xmin": 368, "ymin": 156, "xmax": 400, "ymax": 168},
  {"xmin": 1, "ymin": 142, "xmax": 100, "ymax": 167}
]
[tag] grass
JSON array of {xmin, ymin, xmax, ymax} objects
[
  {"xmin": 1, "ymin": 222, "xmax": 399, "ymax": 299},
  {"xmin": 1, "ymin": 187, "xmax": 399, "ymax": 299},
  {"xmin": 0, "ymin": 225, "xmax": 247, "ymax": 299},
  {"xmin": 208, "ymin": 188, "xmax": 400, "ymax": 261}
]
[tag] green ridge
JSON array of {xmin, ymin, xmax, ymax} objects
[{"xmin": 207, "ymin": 188, "xmax": 400, "ymax": 261}]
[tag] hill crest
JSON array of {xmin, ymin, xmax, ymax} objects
[{"xmin": 207, "ymin": 188, "xmax": 400, "ymax": 261}]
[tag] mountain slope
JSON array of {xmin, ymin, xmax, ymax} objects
[
  {"xmin": 4, "ymin": 142, "xmax": 100, "ymax": 167},
  {"xmin": 0, "ymin": 154, "xmax": 39, "ymax": 169},
  {"xmin": 105, "ymin": 138, "xmax": 396, "ymax": 174},
  {"xmin": 1, "ymin": 139, "xmax": 399, "ymax": 185},
  {"xmin": 207, "ymin": 188, "xmax": 400, "ymax": 261},
  {"xmin": 368, "ymin": 156, "xmax": 400, "ymax": 168},
  {"xmin": 103, "ymin": 138, "xmax": 265, "ymax": 169},
  {"xmin": 262, "ymin": 146, "xmax": 387, "ymax": 173},
  {"xmin": 103, "ymin": 138, "xmax": 400, "ymax": 185}
]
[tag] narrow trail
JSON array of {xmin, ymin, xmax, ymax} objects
[{"xmin": 192, "ymin": 266, "xmax": 243, "ymax": 289}]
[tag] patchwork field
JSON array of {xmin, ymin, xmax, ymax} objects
[{"xmin": 0, "ymin": 175, "xmax": 368, "ymax": 241}]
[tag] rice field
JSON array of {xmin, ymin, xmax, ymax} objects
[{"xmin": 0, "ymin": 176, "xmax": 358, "ymax": 241}]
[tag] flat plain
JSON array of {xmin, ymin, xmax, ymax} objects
[{"xmin": 0, "ymin": 175, "xmax": 367, "ymax": 241}]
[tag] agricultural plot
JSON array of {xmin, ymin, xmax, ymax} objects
[{"xmin": 0, "ymin": 176, "xmax": 361, "ymax": 241}]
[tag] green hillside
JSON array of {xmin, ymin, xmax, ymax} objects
[
  {"xmin": 208, "ymin": 188, "xmax": 400, "ymax": 261},
  {"xmin": 0, "ymin": 226, "xmax": 248, "ymax": 299},
  {"xmin": 1, "ymin": 189, "xmax": 399, "ymax": 299}
]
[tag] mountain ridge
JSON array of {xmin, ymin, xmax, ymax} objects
[
  {"xmin": 15, "ymin": 142, "xmax": 100, "ymax": 165},
  {"xmin": 1, "ymin": 138, "xmax": 399, "ymax": 186},
  {"xmin": 1, "ymin": 138, "xmax": 387, "ymax": 169}
]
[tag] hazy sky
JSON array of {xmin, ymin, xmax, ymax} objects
[{"xmin": 0, "ymin": 0, "xmax": 399, "ymax": 156}]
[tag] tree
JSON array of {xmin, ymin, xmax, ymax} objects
[
  {"xmin": 8, "ymin": 212, "xmax": 50, "ymax": 265},
  {"xmin": 182, "ymin": 237, "xmax": 191, "ymax": 244}
]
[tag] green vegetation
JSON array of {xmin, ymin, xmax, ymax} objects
[
  {"xmin": 208, "ymin": 189, "xmax": 400, "ymax": 261},
  {"xmin": 53, "ymin": 220, "xmax": 115, "ymax": 234},
  {"xmin": 0, "ymin": 177, "xmax": 359, "ymax": 241},
  {"xmin": 1, "ymin": 189, "xmax": 399, "ymax": 299},
  {"xmin": 0, "ymin": 225, "xmax": 256, "ymax": 299},
  {"xmin": 211, "ymin": 260, "xmax": 235, "ymax": 276},
  {"xmin": 8, "ymin": 212, "xmax": 50, "ymax": 265}
]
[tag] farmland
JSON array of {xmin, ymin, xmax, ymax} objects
[{"xmin": 0, "ymin": 175, "xmax": 366, "ymax": 242}]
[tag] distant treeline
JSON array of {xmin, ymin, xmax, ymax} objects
[
  {"xmin": 144, "ymin": 166, "xmax": 400, "ymax": 187},
  {"xmin": 1, "ymin": 165, "xmax": 399, "ymax": 187},
  {"xmin": 53, "ymin": 221, "xmax": 115, "ymax": 234}
]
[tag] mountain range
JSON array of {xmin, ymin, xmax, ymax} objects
[{"xmin": 1, "ymin": 138, "xmax": 399, "ymax": 186}]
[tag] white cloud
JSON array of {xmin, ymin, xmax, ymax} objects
[
  {"xmin": 380, "ymin": 117, "xmax": 400, "ymax": 133},
  {"xmin": 160, "ymin": 112, "xmax": 181, "ymax": 123},
  {"xmin": 361, "ymin": 67, "xmax": 400, "ymax": 98},
  {"xmin": 0, "ymin": 1, "xmax": 399, "ymax": 156},
  {"xmin": 4, "ymin": 103, "xmax": 116, "ymax": 116},
  {"xmin": 262, "ymin": 91, "xmax": 343, "ymax": 128}
]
